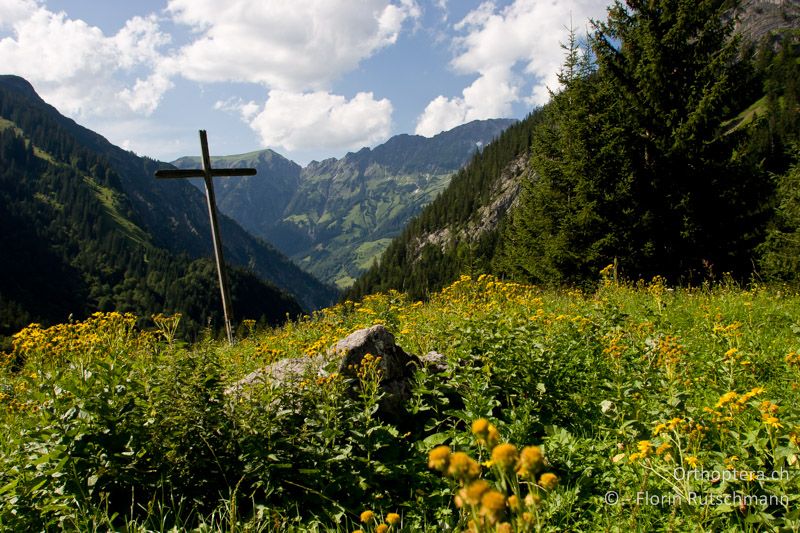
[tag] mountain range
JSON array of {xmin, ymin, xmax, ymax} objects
[
  {"xmin": 172, "ymin": 119, "xmax": 515, "ymax": 288},
  {"xmin": 3, "ymin": 0, "xmax": 795, "ymax": 339},
  {"xmin": 0, "ymin": 75, "xmax": 337, "ymax": 338}
]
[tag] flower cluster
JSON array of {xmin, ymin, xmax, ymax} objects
[
  {"xmin": 427, "ymin": 420, "xmax": 558, "ymax": 532},
  {"xmin": 602, "ymin": 332, "xmax": 625, "ymax": 360},
  {"xmin": 354, "ymin": 509, "xmax": 401, "ymax": 533},
  {"xmin": 472, "ymin": 418, "xmax": 501, "ymax": 449},
  {"xmin": 655, "ymin": 335, "xmax": 686, "ymax": 376},
  {"xmin": 11, "ymin": 312, "xmax": 141, "ymax": 366}
]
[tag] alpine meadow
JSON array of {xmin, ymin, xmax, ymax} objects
[{"xmin": 3, "ymin": 1, "xmax": 800, "ymax": 532}]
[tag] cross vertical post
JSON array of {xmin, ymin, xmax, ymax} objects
[
  {"xmin": 199, "ymin": 130, "xmax": 235, "ymax": 344},
  {"xmin": 155, "ymin": 130, "xmax": 257, "ymax": 345}
]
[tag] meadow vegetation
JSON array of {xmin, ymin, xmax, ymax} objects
[{"xmin": 1, "ymin": 273, "xmax": 800, "ymax": 531}]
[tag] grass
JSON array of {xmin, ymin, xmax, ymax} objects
[
  {"xmin": 2, "ymin": 275, "xmax": 800, "ymax": 531},
  {"xmin": 83, "ymin": 176, "xmax": 150, "ymax": 246},
  {"xmin": 354, "ymin": 239, "xmax": 393, "ymax": 272},
  {"xmin": 0, "ymin": 117, "xmax": 15, "ymax": 131}
]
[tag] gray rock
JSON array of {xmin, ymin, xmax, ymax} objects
[
  {"xmin": 419, "ymin": 350, "xmax": 448, "ymax": 373},
  {"xmin": 329, "ymin": 324, "xmax": 418, "ymax": 381},
  {"xmin": 328, "ymin": 324, "xmax": 420, "ymax": 420},
  {"xmin": 227, "ymin": 324, "xmax": 423, "ymax": 421},
  {"xmin": 224, "ymin": 355, "xmax": 325, "ymax": 396}
]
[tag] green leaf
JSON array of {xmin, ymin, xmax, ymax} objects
[{"xmin": 422, "ymin": 432, "xmax": 450, "ymax": 448}]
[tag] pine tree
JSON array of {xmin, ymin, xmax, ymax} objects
[
  {"xmin": 591, "ymin": 0, "xmax": 767, "ymax": 280},
  {"xmin": 758, "ymin": 152, "xmax": 800, "ymax": 282},
  {"xmin": 499, "ymin": 27, "xmax": 634, "ymax": 284}
]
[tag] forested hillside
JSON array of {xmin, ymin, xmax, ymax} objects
[
  {"xmin": 348, "ymin": 115, "xmax": 540, "ymax": 299},
  {"xmin": 0, "ymin": 80, "xmax": 306, "ymax": 341},
  {"xmin": 350, "ymin": 2, "xmax": 800, "ymax": 301},
  {"xmin": 0, "ymin": 76, "xmax": 337, "ymax": 312}
]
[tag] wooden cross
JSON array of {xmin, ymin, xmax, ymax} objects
[{"xmin": 155, "ymin": 130, "xmax": 256, "ymax": 344}]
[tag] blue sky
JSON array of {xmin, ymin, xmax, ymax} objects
[{"xmin": 0, "ymin": 0, "xmax": 611, "ymax": 165}]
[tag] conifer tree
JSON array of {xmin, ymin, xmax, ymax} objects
[
  {"xmin": 759, "ymin": 153, "xmax": 800, "ymax": 281},
  {"xmin": 501, "ymin": 0, "xmax": 768, "ymax": 284},
  {"xmin": 591, "ymin": 0, "xmax": 766, "ymax": 280}
]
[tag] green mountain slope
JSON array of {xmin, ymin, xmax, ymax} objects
[
  {"xmin": 172, "ymin": 149, "xmax": 302, "ymax": 234},
  {"xmin": 0, "ymin": 75, "xmax": 337, "ymax": 312},
  {"xmin": 173, "ymin": 119, "xmax": 515, "ymax": 289},
  {"xmin": 0, "ymin": 76, "xmax": 346, "ymax": 339},
  {"xmin": 346, "ymin": 114, "xmax": 541, "ymax": 300}
]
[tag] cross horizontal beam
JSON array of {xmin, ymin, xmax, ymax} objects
[{"xmin": 155, "ymin": 168, "xmax": 257, "ymax": 179}]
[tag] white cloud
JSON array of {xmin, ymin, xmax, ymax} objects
[
  {"xmin": 0, "ymin": 5, "xmax": 172, "ymax": 118},
  {"xmin": 112, "ymin": 15, "xmax": 171, "ymax": 68},
  {"xmin": 246, "ymin": 90, "xmax": 393, "ymax": 152},
  {"xmin": 416, "ymin": 0, "xmax": 609, "ymax": 136},
  {"xmin": 166, "ymin": 0, "xmax": 420, "ymax": 90},
  {"xmin": 118, "ymin": 71, "xmax": 174, "ymax": 115},
  {"xmin": 0, "ymin": 0, "xmax": 37, "ymax": 28},
  {"xmin": 416, "ymin": 66, "xmax": 518, "ymax": 136},
  {"xmin": 214, "ymin": 97, "xmax": 260, "ymax": 121},
  {"xmin": 166, "ymin": 0, "xmax": 418, "ymax": 153}
]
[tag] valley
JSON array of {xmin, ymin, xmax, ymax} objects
[{"xmin": 173, "ymin": 119, "xmax": 515, "ymax": 288}]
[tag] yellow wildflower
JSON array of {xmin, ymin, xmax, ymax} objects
[
  {"xmin": 376, "ymin": 524, "xmax": 389, "ymax": 533},
  {"xmin": 479, "ymin": 490, "xmax": 506, "ymax": 523},
  {"xmin": 637, "ymin": 440, "xmax": 653, "ymax": 457},
  {"xmin": 472, "ymin": 418, "xmax": 501, "ymax": 447},
  {"xmin": 486, "ymin": 424, "xmax": 501, "ymax": 448},
  {"xmin": 716, "ymin": 391, "xmax": 738, "ymax": 408},
  {"xmin": 359, "ymin": 510, "xmax": 375, "ymax": 524},
  {"xmin": 517, "ymin": 445, "xmax": 544, "ymax": 478},
  {"xmin": 386, "ymin": 513, "xmax": 400, "ymax": 525},
  {"xmin": 428, "ymin": 445, "xmax": 451, "ymax": 472},
  {"xmin": 538, "ymin": 472, "xmax": 558, "ymax": 491},
  {"xmin": 458, "ymin": 479, "xmax": 490, "ymax": 507},
  {"xmin": 497, "ymin": 523, "xmax": 512, "ymax": 533},
  {"xmin": 506, "ymin": 494, "xmax": 520, "ymax": 512},
  {"xmin": 472, "ymin": 418, "xmax": 489, "ymax": 436},
  {"xmin": 763, "ymin": 414, "xmax": 783, "ymax": 429},
  {"xmin": 759, "ymin": 400, "xmax": 779, "ymax": 415},
  {"xmin": 667, "ymin": 417, "xmax": 683, "ymax": 430},
  {"xmin": 491, "ymin": 443, "xmax": 519, "ymax": 471},
  {"xmin": 448, "ymin": 452, "xmax": 481, "ymax": 481},
  {"xmin": 685, "ymin": 456, "xmax": 699, "ymax": 468},
  {"xmin": 525, "ymin": 492, "xmax": 541, "ymax": 508}
]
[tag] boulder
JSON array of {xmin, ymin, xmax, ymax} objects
[
  {"xmin": 328, "ymin": 324, "xmax": 419, "ymax": 419},
  {"xmin": 328, "ymin": 324, "xmax": 419, "ymax": 381},
  {"xmin": 224, "ymin": 355, "xmax": 325, "ymax": 396},
  {"xmin": 226, "ymin": 324, "xmax": 423, "ymax": 421}
]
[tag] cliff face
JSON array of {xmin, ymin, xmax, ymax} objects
[{"xmin": 737, "ymin": 0, "xmax": 800, "ymax": 43}]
